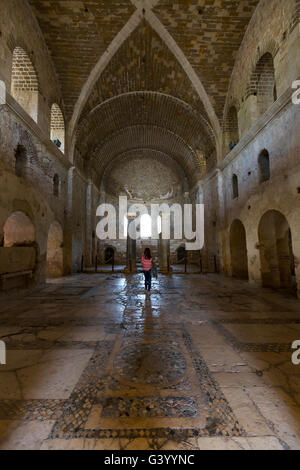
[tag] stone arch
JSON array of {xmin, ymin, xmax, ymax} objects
[
  {"xmin": 224, "ymin": 106, "xmax": 240, "ymax": 152},
  {"xmin": 11, "ymin": 47, "xmax": 39, "ymax": 122},
  {"xmin": 51, "ymin": 104, "xmax": 65, "ymax": 153},
  {"xmin": 46, "ymin": 221, "xmax": 64, "ymax": 278},
  {"xmin": 258, "ymin": 149, "xmax": 271, "ymax": 183},
  {"xmin": 291, "ymin": 0, "xmax": 300, "ymax": 31},
  {"xmin": 258, "ymin": 210, "xmax": 296, "ymax": 290},
  {"xmin": 230, "ymin": 220, "xmax": 248, "ymax": 280},
  {"xmin": 67, "ymin": 11, "xmax": 221, "ymax": 163},
  {"xmin": 247, "ymin": 52, "xmax": 277, "ymax": 117},
  {"xmin": 3, "ymin": 211, "xmax": 35, "ymax": 248},
  {"xmin": 89, "ymin": 125, "xmax": 204, "ymax": 185},
  {"xmin": 1, "ymin": 211, "xmax": 37, "ymax": 289}
]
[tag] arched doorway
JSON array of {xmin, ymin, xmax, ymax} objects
[
  {"xmin": 46, "ymin": 221, "xmax": 64, "ymax": 278},
  {"xmin": 3, "ymin": 211, "xmax": 35, "ymax": 247},
  {"xmin": 230, "ymin": 220, "xmax": 249, "ymax": 280},
  {"xmin": 1, "ymin": 212, "xmax": 36, "ymax": 289},
  {"xmin": 258, "ymin": 211, "xmax": 296, "ymax": 290},
  {"xmin": 105, "ymin": 247, "xmax": 115, "ymax": 264}
]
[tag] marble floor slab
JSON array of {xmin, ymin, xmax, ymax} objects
[{"xmin": 0, "ymin": 273, "xmax": 300, "ymax": 450}]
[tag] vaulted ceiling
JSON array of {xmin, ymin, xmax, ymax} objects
[{"xmin": 28, "ymin": 0, "xmax": 260, "ymax": 187}]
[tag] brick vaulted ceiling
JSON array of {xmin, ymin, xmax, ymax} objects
[{"xmin": 28, "ymin": 0, "xmax": 260, "ymax": 183}]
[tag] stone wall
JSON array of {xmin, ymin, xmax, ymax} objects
[
  {"xmin": 0, "ymin": 0, "xmax": 63, "ymax": 137},
  {"xmin": 224, "ymin": 0, "xmax": 299, "ymax": 145},
  {"xmin": 221, "ymin": 97, "xmax": 300, "ymax": 286}
]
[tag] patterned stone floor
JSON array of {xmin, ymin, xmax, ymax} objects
[{"xmin": 0, "ymin": 273, "xmax": 300, "ymax": 450}]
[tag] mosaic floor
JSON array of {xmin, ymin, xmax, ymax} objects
[{"xmin": 0, "ymin": 273, "xmax": 300, "ymax": 450}]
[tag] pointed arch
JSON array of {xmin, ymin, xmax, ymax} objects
[
  {"xmin": 11, "ymin": 47, "xmax": 39, "ymax": 122},
  {"xmin": 67, "ymin": 8, "xmax": 221, "ymax": 161},
  {"xmin": 246, "ymin": 52, "xmax": 277, "ymax": 117},
  {"xmin": 51, "ymin": 104, "xmax": 65, "ymax": 153}
]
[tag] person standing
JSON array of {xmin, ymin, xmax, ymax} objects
[{"xmin": 142, "ymin": 248, "xmax": 152, "ymax": 295}]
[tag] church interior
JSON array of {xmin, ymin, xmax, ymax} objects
[{"xmin": 0, "ymin": 0, "xmax": 300, "ymax": 451}]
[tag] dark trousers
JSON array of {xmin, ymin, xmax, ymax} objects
[{"xmin": 143, "ymin": 270, "xmax": 152, "ymax": 291}]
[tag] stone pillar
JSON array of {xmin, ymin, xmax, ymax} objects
[
  {"xmin": 159, "ymin": 237, "xmax": 170, "ymax": 273},
  {"xmin": 85, "ymin": 180, "xmax": 92, "ymax": 267},
  {"xmin": 63, "ymin": 166, "xmax": 74, "ymax": 275},
  {"xmin": 125, "ymin": 216, "xmax": 137, "ymax": 273},
  {"xmin": 125, "ymin": 234, "xmax": 137, "ymax": 273}
]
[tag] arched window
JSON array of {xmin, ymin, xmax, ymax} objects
[
  {"xmin": 124, "ymin": 214, "xmax": 162, "ymax": 238},
  {"xmin": 140, "ymin": 214, "xmax": 152, "ymax": 238},
  {"xmin": 50, "ymin": 104, "xmax": 65, "ymax": 153},
  {"xmin": 140, "ymin": 214, "xmax": 162, "ymax": 239},
  {"xmin": 11, "ymin": 47, "xmax": 38, "ymax": 122},
  {"xmin": 232, "ymin": 174, "xmax": 239, "ymax": 199},
  {"xmin": 248, "ymin": 53, "xmax": 276, "ymax": 117},
  {"xmin": 53, "ymin": 174, "xmax": 60, "ymax": 197},
  {"xmin": 15, "ymin": 145, "xmax": 27, "ymax": 178},
  {"xmin": 227, "ymin": 106, "xmax": 239, "ymax": 150},
  {"xmin": 258, "ymin": 150, "xmax": 270, "ymax": 183}
]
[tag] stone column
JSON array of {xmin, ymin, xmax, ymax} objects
[
  {"xmin": 159, "ymin": 237, "xmax": 170, "ymax": 273},
  {"xmin": 63, "ymin": 166, "xmax": 75, "ymax": 275},
  {"xmin": 125, "ymin": 216, "xmax": 137, "ymax": 273},
  {"xmin": 85, "ymin": 180, "xmax": 92, "ymax": 267},
  {"xmin": 125, "ymin": 235, "xmax": 137, "ymax": 273}
]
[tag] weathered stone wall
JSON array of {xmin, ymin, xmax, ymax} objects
[
  {"xmin": 224, "ymin": 0, "xmax": 299, "ymax": 145},
  {"xmin": 221, "ymin": 94, "xmax": 300, "ymax": 291},
  {"xmin": 0, "ymin": 0, "xmax": 63, "ymax": 137},
  {"xmin": 0, "ymin": 170, "xmax": 54, "ymax": 283},
  {"xmin": 217, "ymin": 0, "xmax": 300, "ymax": 295},
  {"xmin": 0, "ymin": 106, "xmax": 69, "ymax": 224},
  {"xmin": 0, "ymin": 0, "xmax": 299, "ymax": 296}
]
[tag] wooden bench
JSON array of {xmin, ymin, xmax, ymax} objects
[{"xmin": 0, "ymin": 270, "xmax": 33, "ymax": 290}]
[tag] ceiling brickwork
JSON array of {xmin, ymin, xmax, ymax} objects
[
  {"xmin": 80, "ymin": 21, "xmax": 207, "ymax": 118},
  {"xmin": 153, "ymin": 0, "xmax": 260, "ymax": 120},
  {"xmin": 88, "ymin": 125, "xmax": 206, "ymax": 185},
  {"xmin": 28, "ymin": 0, "xmax": 135, "ymax": 119},
  {"xmin": 27, "ymin": 0, "xmax": 261, "ymax": 188},
  {"xmin": 77, "ymin": 91, "xmax": 215, "ymax": 159}
]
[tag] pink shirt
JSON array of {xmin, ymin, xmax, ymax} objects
[{"xmin": 142, "ymin": 256, "xmax": 152, "ymax": 271}]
